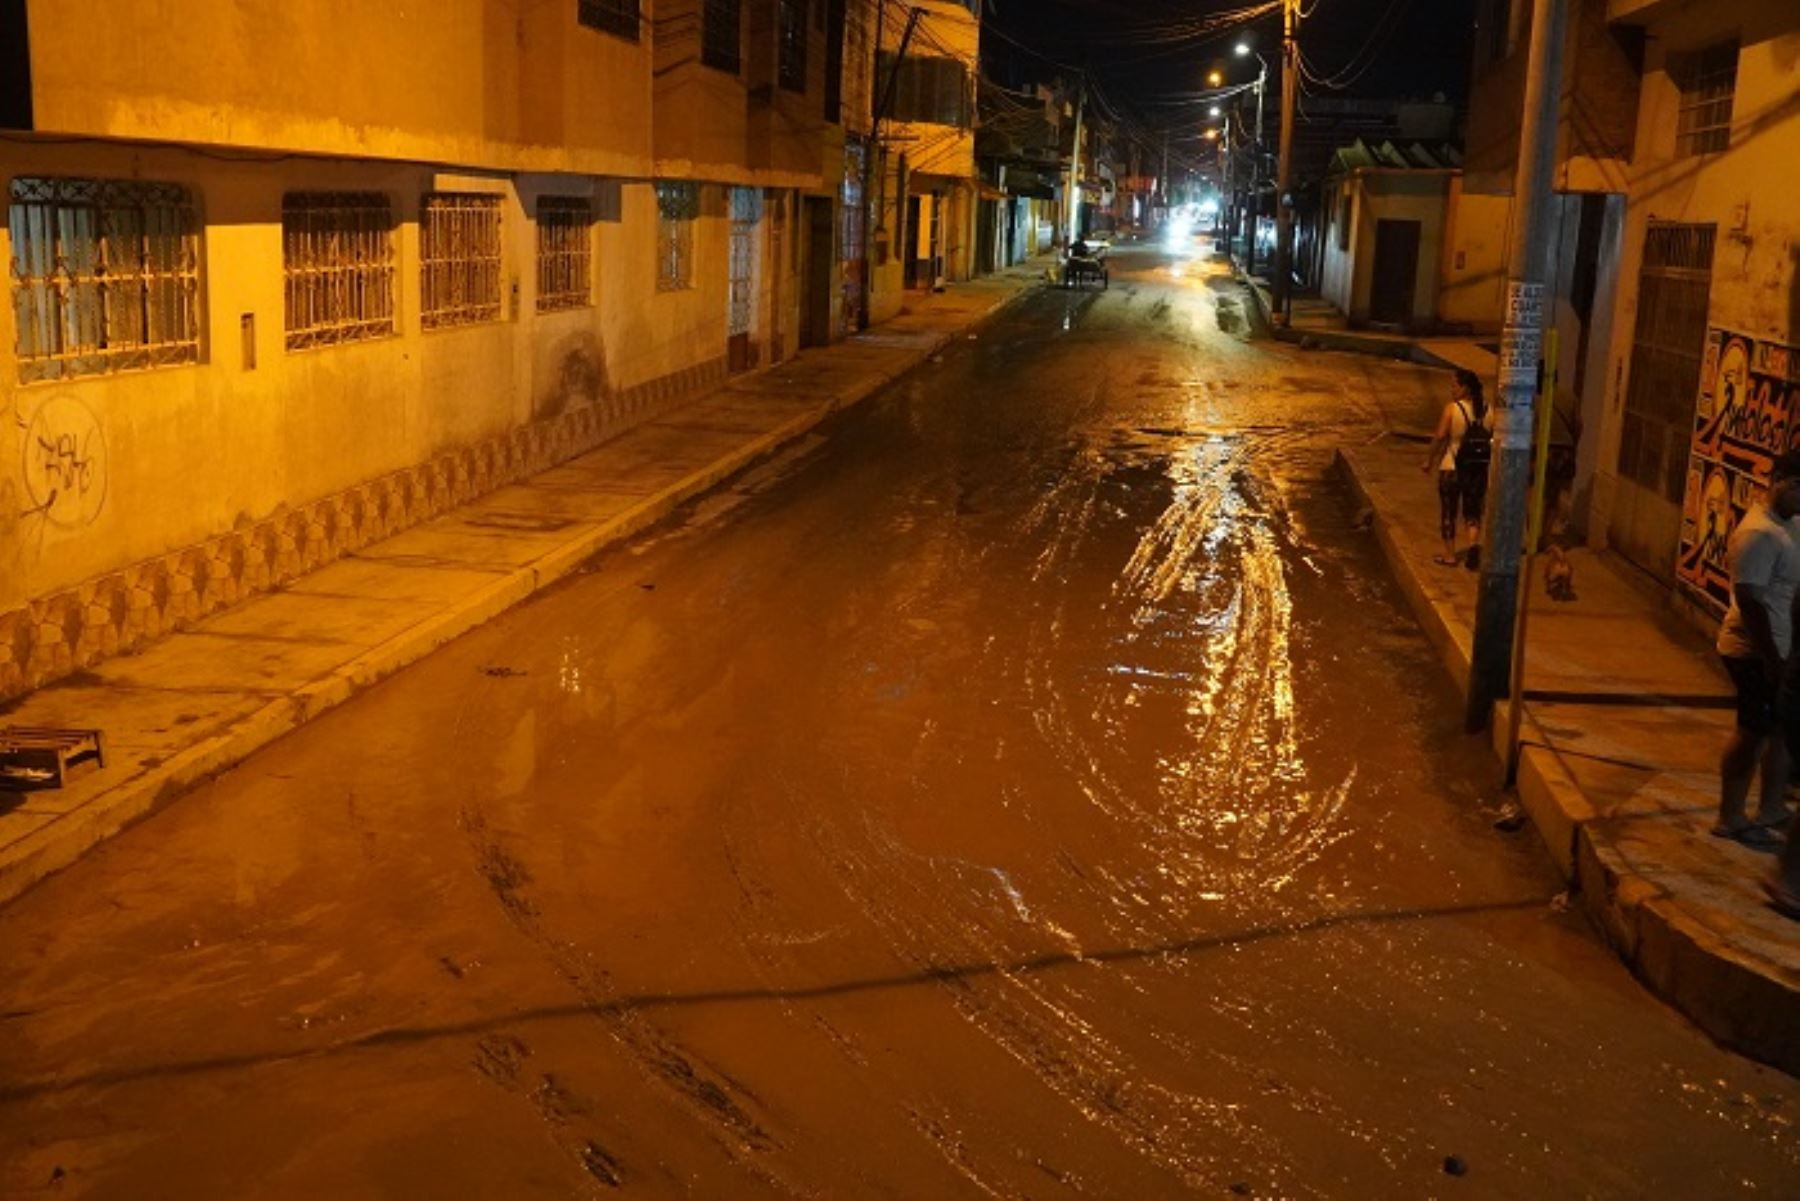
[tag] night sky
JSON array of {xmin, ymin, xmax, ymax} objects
[{"xmin": 985, "ymin": 0, "xmax": 1483, "ymax": 144}]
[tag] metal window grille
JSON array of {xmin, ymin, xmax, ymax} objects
[
  {"xmin": 578, "ymin": 0, "xmax": 640, "ymax": 42},
  {"xmin": 420, "ymin": 193, "xmax": 503, "ymax": 330},
  {"xmin": 537, "ymin": 196, "xmax": 593, "ymax": 312},
  {"xmin": 778, "ymin": 0, "xmax": 807, "ymax": 92},
  {"xmin": 283, "ymin": 192, "xmax": 396, "ymax": 351},
  {"xmin": 701, "ymin": 0, "xmax": 741, "ymax": 73},
  {"xmin": 656, "ymin": 183, "xmax": 698, "ymax": 292},
  {"xmin": 728, "ymin": 187, "xmax": 761, "ymax": 336},
  {"xmin": 9, "ymin": 177, "xmax": 200, "ymax": 382},
  {"xmin": 1619, "ymin": 222, "xmax": 1715, "ymax": 502},
  {"xmin": 1674, "ymin": 41, "xmax": 1737, "ymax": 157}
]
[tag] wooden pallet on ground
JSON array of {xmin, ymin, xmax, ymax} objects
[{"xmin": 0, "ymin": 727, "xmax": 106, "ymax": 790}]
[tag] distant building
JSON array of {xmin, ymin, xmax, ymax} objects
[
  {"xmin": 1316, "ymin": 140, "xmax": 1464, "ymax": 330},
  {"xmin": 868, "ymin": 0, "xmax": 981, "ymax": 316}
]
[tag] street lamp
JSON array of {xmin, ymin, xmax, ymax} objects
[
  {"xmin": 1209, "ymin": 105, "xmax": 1221, "ymax": 117},
  {"xmin": 1206, "ymin": 69, "xmax": 1224, "ymax": 87}
]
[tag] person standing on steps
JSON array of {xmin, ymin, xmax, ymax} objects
[
  {"xmin": 1421, "ymin": 369, "xmax": 1490, "ymax": 569},
  {"xmin": 1715, "ymin": 450, "xmax": 1800, "ymax": 849}
]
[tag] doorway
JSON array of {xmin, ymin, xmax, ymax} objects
[
  {"xmin": 1369, "ymin": 218, "xmax": 1421, "ymax": 326},
  {"xmin": 904, "ymin": 195, "xmax": 922, "ymax": 290},
  {"xmin": 800, "ymin": 195, "xmax": 834, "ymax": 349}
]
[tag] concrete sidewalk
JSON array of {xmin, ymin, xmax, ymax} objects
[
  {"xmin": 0, "ymin": 267, "xmax": 1047, "ymax": 906},
  {"xmin": 1339, "ymin": 435, "xmax": 1800, "ymax": 1074},
  {"xmin": 1233, "ymin": 266, "xmax": 1499, "ymax": 383}
]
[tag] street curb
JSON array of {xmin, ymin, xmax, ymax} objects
[
  {"xmin": 1334, "ymin": 447, "xmax": 1800, "ymax": 1075},
  {"xmin": 0, "ymin": 279, "xmax": 1043, "ymax": 908},
  {"xmin": 1234, "ymin": 266, "xmax": 1475, "ymax": 373}
]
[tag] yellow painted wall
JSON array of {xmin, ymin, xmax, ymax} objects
[
  {"xmin": 1590, "ymin": 6, "xmax": 1800, "ymax": 563},
  {"xmin": 1440, "ymin": 187, "xmax": 1513, "ymax": 332},
  {"xmin": 22, "ymin": 0, "xmax": 654, "ymax": 177},
  {"xmin": 0, "ymin": 139, "xmax": 734, "ymax": 615}
]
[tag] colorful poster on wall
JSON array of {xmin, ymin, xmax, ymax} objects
[{"xmin": 1677, "ymin": 329, "xmax": 1800, "ymax": 614}]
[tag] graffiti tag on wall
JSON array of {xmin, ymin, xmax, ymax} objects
[
  {"xmin": 1677, "ymin": 329, "xmax": 1800, "ymax": 615},
  {"xmin": 19, "ymin": 394, "xmax": 108, "ymax": 531}
]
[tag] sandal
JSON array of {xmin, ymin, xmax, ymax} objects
[
  {"xmin": 1712, "ymin": 822, "xmax": 1785, "ymax": 850},
  {"xmin": 1754, "ymin": 806, "xmax": 1796, "ymax": 830},
  {"xmin": 1761, "ymin": 878, "xmax": 1800, "ymax": 920}
]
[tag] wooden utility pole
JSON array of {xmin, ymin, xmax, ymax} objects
[
  {"xmin": 1271, "ymin": 0, "xmax": 1299, "ymax": 324},
  {"xmin": 1467, "ymin": 0, "xmax": 1569, "ymax": 730}
]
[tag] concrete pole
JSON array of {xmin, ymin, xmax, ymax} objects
[
  {"xmin": 1466, "ymin": 0, "xmax": 1569, "ymax": 731},
  {"xmin": 1251, "ymin": 60, "xmax": 1265, "ymax": 270},
  {"xmin": 1066, "ymin": 75, "xmax": 1087, "ymax": 245},
  {"xmin": 1162, "ymin": 129, "xmax": 1170, "ymax": 225},
  {"xmin": 1272, "ymin": 0, "xmax": 1297, "ymax": 322}
]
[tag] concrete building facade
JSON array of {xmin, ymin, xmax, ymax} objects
[
  {"xmin": 0, "ymin": 0, "xmax": 922, "ymax": 703},
  {"xmin": 1592, "ymin": 0, "xmax": 1800, "ymax": 600}
]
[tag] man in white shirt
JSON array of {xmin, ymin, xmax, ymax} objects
[{"xmin": 1715, "ymin": 452, "xmax": 1800, "ymax": 846}]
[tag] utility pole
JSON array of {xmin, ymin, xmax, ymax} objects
[
  {"xmin": 1466, "ymin": 0, "xmax": 1569, "ymax": 730},
  {"xmin": 1065, "ymin": 74, "xmax": 1087, "ymax": 245},
  {"xmin": 860, "ymin": 5, "xmax": 921, "ymax": 330},
  {"xmin": 1161, "ymin": 128, "xmax": 1170, "ymax": 227},
  {"xmin": 1272, "ymin": 0, "xmax": 1299, "ymax": 324}
]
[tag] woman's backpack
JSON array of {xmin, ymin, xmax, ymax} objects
[{"xmin": 1455, "ymin": 401, "xmax": 1491, "ymax": 474}]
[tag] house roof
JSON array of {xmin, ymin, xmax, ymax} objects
[{"xmin": 1329, "ymin": 138, "xmax": 1463, "ymax": 176}]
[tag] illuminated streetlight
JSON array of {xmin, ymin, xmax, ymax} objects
[
  {"xmin": 1204, "ymin": 128, "xmax": 1220, "ymax": 140},
  {"xmin": 1209, "ymin": 105, "xmax": 1221, "ymax": 117},
  {"xmin": 1207, "ymin": 69, "xmax": 1224, "ymax": 87},
  {"xmin": 1235, "ymin": 41, "xmax": 1251, "ymax": 56}
]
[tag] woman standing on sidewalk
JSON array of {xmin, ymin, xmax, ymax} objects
[{"xmin": 1421, "ymin": 370, "xmax": 1490, "ymax": 569}]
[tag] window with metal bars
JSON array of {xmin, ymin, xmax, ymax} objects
[
  {"xmin": 421, "ymin": 193, "xmax": 503, "ymax": 330},
  {"xmin": 778, "ymin": 0, "xmax": 807, "ymax": 92},
  {"xmin": 656, "ymin": 182, "xmax": 698, "ymax": 292},
  {"xmin": 702, "ymin": 0, "xmax": 741, "ymax": 73},
  {"xmin": 536, "ymin": 197, "xmax": 593, "ymax": 313},
  {"xmin": 9, "ymin": 177, "xmax": 201, "ymax": 382},
  {"xmin": 1673, "ymin": 41, "xmax": 1737, "ymax": 157},
  {"xmin": 283, "ymin": 192, "xmax": 396, "ymax": 351},
  {"xmin": 578, "ymin": 0, "xmax": 640, "ymax": 42}
]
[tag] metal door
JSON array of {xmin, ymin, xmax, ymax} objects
[
  {"xmin": 1369, "ymin": 219, "xmax": 1420, "ymax": 326},
  {"xmin": 1611, "ymin": 222, "xmax": 1716, "ymax": 580}
]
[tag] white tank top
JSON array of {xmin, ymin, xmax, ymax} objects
[{"xmin": 1441, "ymin": 402, "xmax": 1471, "ymax": 472}]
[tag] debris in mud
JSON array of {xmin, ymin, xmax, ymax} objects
[
  {"xmin": 481, "ymin": 665, "xmax": 526, "ymax": 678},
  {"xmin": 1443, "ymin": 1154, "xmax": 1468, "ymax": 1177},
  {"xmin": 438, "ymin": 955, "xmax": 468, "ymax": 979},
  {"xmin": 1229, "ymin": 1183, "xmax": 1251, "ymax": 1196},
  {"xmin": 48, "ymin": 1164, "xmax": 66, "ymax": 1188},
  {"xmin": 1353, "ymin": 506, "xmax": 1374, "ymax": 529},
  {"xmin": 581, "ymin": 1141, "xmax": 624, "ymax": 1187},
  {"xmin": 1491, "ymin": 803, "xmax": 1527, "ymax": 832},
  {"xmin": 1550, "ymin": 891, "xmax": 1573, "ymax": 914},
  {"xmin": 533, "ymin": 1073, "xmax": 592, "ymax": 1125},
  {"xmin": 639, "ymin": 582, "xmax": 657, "ymax": 591},
  {"xmin": 474, "ymin": 1034, "xmax": 531, "ymax": 1084}
]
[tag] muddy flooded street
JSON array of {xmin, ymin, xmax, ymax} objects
[{"xmin": 2, "ymin": 247, "xmax": 1794, "ymax": 1199}]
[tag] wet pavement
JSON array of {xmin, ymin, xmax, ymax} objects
[{"xmin": 1, "ymin": 246, "xmax": 1794, "ymax": 1199}]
